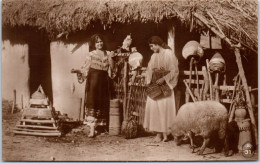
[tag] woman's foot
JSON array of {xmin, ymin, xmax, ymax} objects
[
  {"xmin": 152, "ymin": 133, "xmax": 162, "ymax": 143},
  {"xmin": 88, "ymin": 125, "xmax": 95, "ymax": 138},
  {"xmin": 162, "ymin": 132, "xmax": 169, "ymax": 142}
]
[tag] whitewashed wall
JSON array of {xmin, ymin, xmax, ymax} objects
[
  {"xmin": 2, "ymin": 40, "xmax": 30, "ymax": 109},
  {"xmin": 50, "ymin": 41, "xmax": 88, "ymax": 120},
  {"xmin": 167, "ymin": 24, "xmax": 182, "ymax": 110}
]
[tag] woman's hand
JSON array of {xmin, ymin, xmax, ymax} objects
[
  {"xmin": 109, "ymin": 51, "xmax": 116, "ymax": 58},
  {"xmin": 77, "ymin": 73, "xmax": 85, "ymax": 84},
  {"xmin": 156, "ymin": 77, "xmax": 165, "ymax": 85}
]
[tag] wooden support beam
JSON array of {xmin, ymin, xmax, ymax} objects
[
  {"xmin": 183, "ymin": 79, "xmax": 204, "ymax": 85},
  {"xmin": 184, "ymin": 80, "xmax": 197, "ymax": 102},
  {"xmin": 234, "ymin": 47, "xmax": 258, "ymax": 147},
  {"xmin": 202, "ymin": 66, "xmax": 209, "ymax": 100},
  {"xmin": 12, "ymin": 89, "xmax": 16, "ymax": 114},
  {"xmin": 20, "ymin": 119, "xmax": 55, "ymax": 124},
  {"xmin": 13, "ymin": 130, "xmax": 61, "ymax": 136},
  {"xmin": 123, "ymin": 61, "xmax": 129, "ymax": 120},
  {"xmin": 193, "ymin": 13, "xmax": 233, "ymax": 47},
  {"xmin": 16, "ymin": 125, "xmax": 58, "ymax": 130},
  {"xmin": 14, "ymin": 128, "xmax": 60, "ymax": 133},
  {"xmin": 183, "ymin": 70, "xmax": 203, "ymax": 76}
]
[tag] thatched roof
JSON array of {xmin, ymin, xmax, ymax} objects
[{"xmin": 2, "ymin": 0, "xmax": 258, "ymax": 50}]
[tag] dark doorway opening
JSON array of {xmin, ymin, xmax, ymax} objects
[{"xmin": 28, "ymin": 32, "xmax": 53, "ymax": 102}]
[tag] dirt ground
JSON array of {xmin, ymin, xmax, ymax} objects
[{"xmin": 2, "ymin": 101, "xmax": 258, "ymax": 161}]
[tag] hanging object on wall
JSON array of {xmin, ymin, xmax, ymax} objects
[
  {"xmin": 182, "ymin": 40, "xmax": 204, "ymax": 62},
  {"xmin": 200, "ymin": 31, "xmax": 222, "ymax": 49}
]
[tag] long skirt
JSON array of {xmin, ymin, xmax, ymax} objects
[
  {"xmin": 85, "ymin": 68, "xmax": 109, "ymax": 126},
  {"xmin": 143, "ymin": 90, "xmax": 176, "ymax": 133}
]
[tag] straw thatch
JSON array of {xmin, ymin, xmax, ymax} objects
[{"xmin": 2, "ymin": 0, "xmax": 258, "ymax": 50}]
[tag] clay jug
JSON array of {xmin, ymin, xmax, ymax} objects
[{"xmin": 235, "ymin": 106, "xmax": 247, "ymax": 121}]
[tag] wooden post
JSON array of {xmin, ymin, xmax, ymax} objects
[
  {"xmin": 185, "ymin": 57, "xmax": 194, "ymax": 103},
  {"xmin": 214, "ymin": 73, "xmax": 220, "ymax": 101},
  {"xmin": 79, "ymin": 98, "xmax": 82, "ymax": 121},
  {"xmin": 206, "ymin": 59, "xmax": 213, "ymax": 100},
  {"xmin": 195, "ymin": 63, "xmax": 200, "ymax": 100},
  {"xmin": 202, "ymin": 66, "xmax": 209, "ymax": 100},
  {"xmin": 228, "ymin": 77, "xmax": 241, "ymax": 122},
  {"xmin": 234, "ymin": 47, "xmax": 258, "ymax": 147},
  {"xmin": 228, "ymin": 74, "xmax": 240, "ymax": 116},
  {"xmin": 123, "ymin": 61, "xmax": 129, "ymax": 120},
  {"xmin": 11, "ymin": 89, "xmax": 16, "ymax": 114},
  {"xmin": 21, "ymin": 94, "xmax": 23, "ymax": 110},
  {"xmin": 184, "ymin": 80, "xmax": 197, "ymax": 102}
]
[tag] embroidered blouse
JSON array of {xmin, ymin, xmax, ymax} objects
[
  {"xmin": 81, "ymin": 50, "xmax": 114, "ymax": 77},
  {"xmin": 146, "ymin": 49, "xmax": 179, "ymax": 89}
]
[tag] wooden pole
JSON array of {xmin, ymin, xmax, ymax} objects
[
  {"xmin": 214, "ymin": 73, "xmax": 219, "ymax": 101},
  {"xmin": 11, "ymin": 89, "xmax": 16, "ymax": 114},
  {"xmin": 123, "ymin": 61, "xmax": 129, "ymax": 120},
  {"xmin": 195, "ymin": 64, "xmax": 200, "ymax": 100},
  {"xmin": 79, "ymin": 98, "xmax": 82, "ymax": 121},
  {"xmin": 228, "ymin": 77, "xmax": 241, "ymax": 122},
  {"xmin": 21, "ymin": 94, "xmax": 23, "ymax": 110},
  {"xmin": 185, "ymin": 57, "xmax": 194, "ymax": 103},
  {"xmin": 202, "ymin": 66, "xmax": 209, "ymax": 100},
  {"xmin": 234, "ymin": 47, "xmax": 258, "ymax": 147},
  {"xmin": 206, "ymin": 60, "xmax": 213, "ymax": 100},
  {"xmin": 184, "ymin": 80, "xmax": 197, "ymax": 102},
  {"xmin": 228, "ymin": 74, "xmax": 239, "ymax": 116}
]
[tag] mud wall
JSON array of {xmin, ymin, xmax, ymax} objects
[
  {"xmin": 50, "ymin": 41, "xmax": 88, "ymax": 120},
  {"xmin": 2, "ymin": 40, "xmax": 30, "ymax": 109}
]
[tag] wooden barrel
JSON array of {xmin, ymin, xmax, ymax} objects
[
  {"xmin": 109, "ymin": 107, "xmax": 121, "ymax": 135},
  {"xmin": 110, "ymin": 99, "xmax": 120, "ymax": 108}
]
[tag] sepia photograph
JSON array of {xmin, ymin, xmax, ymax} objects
[{"xmin": 2, "ymin": 0, "xmax": 258, "ymax": 161}]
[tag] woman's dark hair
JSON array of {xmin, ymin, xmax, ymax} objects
[
  {"xmin": 148, "ymin": 36, "xmax": 171, "ymax": 50},
  {"xmin": 89, "ymin": 34, "xmax": 107, "ymax": 51}
]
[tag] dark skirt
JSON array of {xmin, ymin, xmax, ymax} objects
[{"xmin": 85, "ymin": 68, "xmax": 109, "ymax": 122}]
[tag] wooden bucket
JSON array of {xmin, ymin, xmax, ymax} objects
[{"xmin": 109, "ymin": 99, "xmax": 121, "ymax": 135}]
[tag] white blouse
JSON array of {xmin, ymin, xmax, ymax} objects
[
  {"xmin": 81, "ymin": 50, "xmax": 114, "ymax": 77},
  {"xmin": 146, "ymin": 49, "xmax": 179, "ymax": 89}
]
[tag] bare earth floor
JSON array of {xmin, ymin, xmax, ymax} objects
[{"xmin": 2, "ymin": 109, "xmax": 258, "ymax": 161}]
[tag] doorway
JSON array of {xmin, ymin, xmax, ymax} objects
[{"xmin": 28, "ymin": 32, "xmax": 53, "ymax": 102}]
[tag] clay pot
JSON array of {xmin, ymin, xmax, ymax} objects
[
  {"xmin": 235, "ymin": 107, "xmax": 247, "ymax": 121},
  {"xmin": 237, "ymin": 119, "xmax": 252, "ymax": 151}
]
